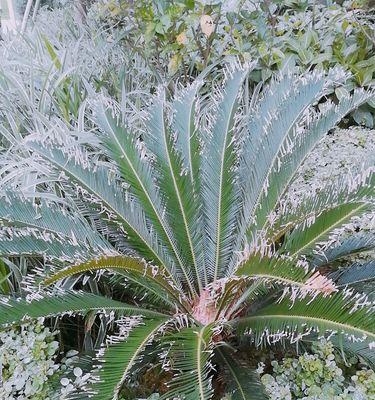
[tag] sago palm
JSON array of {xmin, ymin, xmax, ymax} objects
[{"xmin": 0, "ymin": 65, "xmax": 374, "ymax": 399}]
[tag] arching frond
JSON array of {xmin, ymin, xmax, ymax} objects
[
  {"xmin": 252, "ymin": 89, "xmax": 375, "ymax": 237},
  {"xmin": 235, "ymin": 293, "xmax": 375, "ymax": 346},
  {"xmin": 311, "ymin": 233, "xmax": 375, "ymax": 268},
  {"xmin": 216, "ymin": 347, "xmax": 268, "ymax": 400},
  {"xmin": 144, "ymin": 94, "xmax": 205, "ymax": 291},
  {"xmin": 172, "ymin": 79, "xmax": 204, "ymax": 185},
  {"xmin": 236, "ymin": 73, "xmax": 326, "ymax": 252},
  {"xmin": 161, "ymin": 325, "xmax": 215, "ymax": 400},
  {"xmin": 27, "ymin": 142, "xmax": 180, "ymax": 286},
  {"xmin": 0, "ymin": 193, "xmax": 110, "ymax": 252},
  {"xmin": 43, "ymin": 256, "xmax": 189, "ymax": 311},
  {"xmin": 269, "ymin": 169, "xmax": 375, "ymax": 245},
  {"xmin": 0, "ymin": 230, "xmax": 90, "ymax": 262},
  {"xmin": 85, "ymin": 318, "xmax": 168, "ymax": 400},
  {"xmin": 332, "ymin": 261, "xmax": 375, "ymax": 288},
  {"xmin": 329, "ymin": 335, "xmax": 375, "ymax": 367},
  {"xmin": 280, "ymin": 202, "xmax": 374, "ymax": 259},
  {"xmin": 0, "ymin": 291, "xmax": 167, "ymax": 328},
  {"xmin": 236, "ymin": 255, "xmax": 312, "ymax": 287}
]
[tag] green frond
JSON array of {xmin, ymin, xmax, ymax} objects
[
  {"xmin": 311, "ymin": 233, "xmax": 375, "ymax": 268},
  {"xmin": 0, "ymin": 231, "xmax": 89, "ymax": 262},
  {"xmin": 236, "ymin": 255, "xmax": 312, "ymax": 287},
  {"xmin": 161, "ymin": 325, "xmax": 215, "ymax": 400},
  {"xmin": 269, "ymin": 170, "xmax": 375, "ymax": 245},
  {"xmin": 216, "ymin": 347, "xmax": 268, "ymax": 400},
  {"xmin": 202, "ymin": 67, "xmax": 248, "ymax": 282},
  {"xmin": 252, "ymin": 89, "xmax": 375, "ymax": 237},
  {"xmin": 0, "ymin": 193, "xmax": 110, "ymax": 252},
  {"xmin": 172, "ymin": 79, "xmax": 203, "ymax": 185},
  {"xmin": 42, "ymin": 256, "xmax": 189, "ymax": 311},
  {"xmin": 235, "ymin": 293, "xmax": 375, "ymax": 345},
  {"xmin": 0, "ymin": 291, "xmax": 167, "ymax": 328},
  {"xmin": 86, "ymin": 318, "xmax": 168, "ymax": 400},
  {"xmin": 108, "ymin": 272, "xmax": 177, "ymax": 311},
  {"xmin": 94, "ymin": 104, "xmax": 196, "ymax": 295},
  {"xmin": 28, "ymin": 142, "xmax": 180, "ymax": 287},
  {"xmin": 235, "ymin": 73, "xmax": 326, "ymax": 261},
  {"xmin": 280, "ymin": 202, "xmax": 374, "ymax": 259},
  {"xmin": 329, "ymin": 335, "xmax": 375, "ymax": 367},
  {"xmin": 145, "ymin": 93, "xmax": 206, "ymax": 291}
]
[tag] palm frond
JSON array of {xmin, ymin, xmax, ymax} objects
[
  {"xmin": 235, "ymin": 292, "xmax": 375, "ymax": 346},
  {"xmin": 0, "ymin": 291, "xmax": 167, "ymax": 328},
  {"xmin": 172, "ymin": 79, "xmax": 203, "ymax": 185},
  {"xmin": 280, "ymin": 202, "xmax": 374, "ymax": 259},
  {"xmin": 43, "ymin": 256, "xmax": 189, "ymax": 311},
  {"xmin": 144, "ymin": 93, "xmax": 206, "ymax": 291},
  {"xmin": 94, "ymin": 104, "xmax": 196, "ymax": 295},
  {"xmin": 84, "ymin": 318, "xmax": 168, "ymax": 400},
  {"xmin": 202, "ymin": 66, "xmax": 248, "ymax": 282},
  {"xmin": 0, "ymin": 227, "xmax": 90, "ymax": 262},
  {"xmin": 236, "ymin": 255, "xmax": 312, "ymax": 287},
  {"xmin": 27, "ymin": 141, "xmax": 180, "ymax": 287},
  {"xmin": 216, "ymin": 347, "xmax": 268, "ymax": 400},
  {"xmin": 329, "ymin": 335, "xmax": 375, "ymax": 367},
  {"xmin": 236, "ymin": 73, "xmax": 326, "ymax": 249},
  {"xmin": 108, "ymin": 272, "xmax": 178, "ymax": 311},
  {"xmin": 252, "ymin": 89, "xmax": 375, "ymax": 237},
  {"xmin": 311, "ymin": 233, "xmax": 375, "ymax": 268},
  {"xmin": 161, "ymin": 325, "xmax": 215, "ymax": 400},
  {"xmin": 269, "ymin": 169, "xmax": 375, "ymax": 245},
  {"xmin": 0, "ymin": 193, "xmax": 110, "ymax": 252}
]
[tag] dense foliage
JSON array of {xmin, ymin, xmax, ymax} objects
[
  {"xmin": 260, "ymin": 340, "xmax": 375, "ymax": 399},
  {"xmin": 0, "ymin": 319, "xmax": 59, "ymax": 399},
  {"xmin": 92, "ymin": 0, "xmax": 375, "ymax": 125},
  {"xmin": 0, "ymin": 319, "xmax": 89, "ymax": 399}
]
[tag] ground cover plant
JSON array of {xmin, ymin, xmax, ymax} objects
[
  {"xmin": 92, "ymin": 0, "xmax": 375, "ymax": 126},
  {"xmin": 260, "ymin": 340, "xmax": 375, "ymax": 399},
  {"xmin": 0, "ymin": 60, "xmax": 374, "ymax": 399}
]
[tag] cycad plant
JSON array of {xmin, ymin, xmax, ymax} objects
[{"xmin": 0, "ymin": 65, "xmax": 374, "ymax": 399}]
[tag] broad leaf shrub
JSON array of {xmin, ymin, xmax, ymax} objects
[
  {"xmin": 0, "ymin": 319, "xmax": 59, "ymax": 399},
  {"xmin": 91, "ymin": 0, "xmax": 375, "ymax": 125},
  {"xmin": 260, "ymin": 340, "xmax": 375, "ymax": 399},
  {"xmin": 0, "ymin": 319, "xmax": 92, "ymax": 399},
  {"xmin": 0, "ymin": 62, "xmax": 374, "ymax": 399}
]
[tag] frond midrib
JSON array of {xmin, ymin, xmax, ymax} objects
[
  {"xmin": 216, "ymin": 348, "xmax": 247, "ymax": 400},
  {"xmin": 245, "ymin": 273, "xmax": 306, "ymax": 287},
  {"xmin": 104, "ymin": 116, "xmax": 195, "ymax": 295},
  {"xmin": 162, "ymin": 114, "xmax": 202, "ymax": 293},
  {"xmin": 241, "ymin": 313, "xmax": 375, "ymax": 340},
  {"xmin": 197, "ymin": 325, "xmax": 210, "ymax": 400},
  {"xmin": 115, "ymin": 318, "xmax": 167, "ymax": 396},
  {"xmin": 290, "ymin": 202, "xmax": 369, "ymax": 258}
]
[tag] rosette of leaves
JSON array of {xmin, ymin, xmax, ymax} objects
[{"xmin": 0, "ymin": 65, "xmax": 374, "ymax": 399}]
